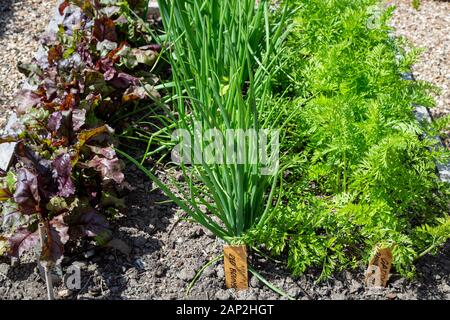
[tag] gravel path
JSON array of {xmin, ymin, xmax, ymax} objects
[
  {"xmin": 0, "ymin": 0, "xmax": 57, "ymax": 128},
  {"xmin": 388, "ymin": 0, "xmax": 450, "ymax": 118}
]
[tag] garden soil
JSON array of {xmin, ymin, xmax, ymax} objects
[{"xmin": 1, "ymin": 0, "xmax": 450, "ymax": 300}]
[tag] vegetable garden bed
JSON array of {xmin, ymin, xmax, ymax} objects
[{"xmin": 0, "ymin": 0, "xmax": 449, "ymax": 300}]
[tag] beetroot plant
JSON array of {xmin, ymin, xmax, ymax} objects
[{"xmin": 0, "ymin": 0, "xmax": 161, "ymax": 266}]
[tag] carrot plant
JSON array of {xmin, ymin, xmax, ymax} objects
[{"xmin": 249, "ymin": 0, "xmax": 450, "ymax": 280}]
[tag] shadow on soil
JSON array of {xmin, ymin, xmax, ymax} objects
[
  {"xmin": 414, "ymin": 240, "xmax": 450, "ymax": 299},
  {"xmin": 67, "ymin": 167, "xmax": 177, "ymax": 299}
]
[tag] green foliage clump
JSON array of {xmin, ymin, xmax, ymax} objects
[{"xmin": 249, "ymin": 0, "xmax": 450, "ymax": 280}]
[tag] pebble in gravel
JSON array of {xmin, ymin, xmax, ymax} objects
[
  {"xmin": 388, "ymin": 0, "xmax": 450, "ymax": 118},
  {"xmin": 0, "ymin": 0, "xmax": 57, "ymax": 127}
]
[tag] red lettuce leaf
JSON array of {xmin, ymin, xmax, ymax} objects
[
  {"xmin": 70, "ymin": 207, "xmax": 110, "ymax": 239},
  {"xmin": 13, "ymin": 168, "xmax": 41, "ymax": 215},
  {"xmin": 8, "ymin": 228, "xmax": 39, "ymax": 258},
  {"xmin": 109, "ymin": 72, "xmax": 140, "ymax": 89},
  {"xmin": 87, "ymin": 147, "xmax": 124, "ymax": 184},
  {"xmin": 48, "ymin": 111, "xmax": 63, "ymax": 132},
  {"xmin": 93, "ymin": 17, "xmax": 117, "ymax": 42},
  {"xmin": 52, "ymin": 154, "xmax": 75, "ymax": 198}
]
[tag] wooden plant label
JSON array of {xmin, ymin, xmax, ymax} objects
[
  {"xmin": 365, "ymin": 247, "xmax": 393, "ymax": 288},
  {"xmin": 224, "ymin": 245, "xmax": 248, "ymax": 290}
]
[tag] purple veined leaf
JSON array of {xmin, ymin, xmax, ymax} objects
[
  {"xmin": 15, "ymin": 90, "xmax": 41, "ymax": 115},
  {"xmin": 72, "ymin": 109, "xmax": 86, "ymax": 131},
  {"xmin": 52, "ymin": 154, "xmax": 75, "ymax": 198},
  {"xmin": 8, "ymin": 228, "xmax": 39, "ymax": 258},
  {"xmin": 87, "ymin": 154, "xmax": 125, "ymax": 184},
  {"xmin": 48, "ymin": 111, "xmax": 63, "ymax": 132},
  {"xmin": 71, "ymin": 207, "xmax": 110, "ymax": 238},
  {"xmin": 15, "ymin": 142, "xmax": 54, "ymax": 179},
  {"xmin": 97, "ymin": 57, "xmax": 116, "ymax": 81},
  {"xmin": 77, "ymin": 44, "xmax": 94, "ymax": 68},
  {"xmin": 109, "ymin": 73, "xmax": 140, "ymax": 89},
  {"xmin": 40, "ymin": 30, "xmax": 58, "ymax": 48},
  {"xmin": 93, "ymin": 17, "xmax": 117, "ymax": 42},
  {"xmin": 88, "ymin": 146, "xmax": 116, "ymax": 159},
  {"xmin": 15, "ymin": 143, "xmax": 56, "ymax": 202},
  {"xmin": 13, "ymin": 168, "xmax": 40, "ymax": 215}
]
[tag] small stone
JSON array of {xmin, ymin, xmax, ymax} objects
[
  {"xmin": 287, "ymin": 286, "xmax": 301, "ymax": 298},
  {"xmin": 88, "ymin": 288, "xmax": 101, "ymax": 297},
  {"xmin": 331, "ymin": 292, "xmax": 347, "ymax": 300},
  {"xmin": 129, "ymin": 279, "xmax": 139, "ymax": 287},
  {"xmin": 87, "ymin": 264, "xmax": 97, "ymax": 272},
  {"xmin": 441, "ymin": 283, "xmax": 450, "ymax": 293},
  {"xmin": 386, "ymin": 292, "xmax": 397, "ymax": 300},
  {"xmin": 84, "ymin": 250, "xmax": 95, "ymax": 259},
  {"xmin": 236, "ymin": 290, "xmax": 258, "ymax": 300},
  {"xmin": 58, "ymin": 289, "xmax": 72, "ymax": 298},
  {"xmin": 216, "ymin": 267, "xmax": 225, "ymax": 280},
  {"xmin": 391, "ymin": 278, "xmax": 405, "ymax": 288},
  {"xmin": 250, "ymin": 276, "xmax": 261, "ymax": 288},
  {"xmin": 203, "ymin": 266, "xmax": 215, "ymax": 277},
  {"xmin": 215, "ymin": 289, "xmax": 231, "ymax": 300},
  {"xmin": 349, "ymin": 280, "xmax": 362, "ymax": 294},
  {"xmin": 365, "ymin": 287, "xmax": 385, "ymax": 296},
  {"xmin": 0, "ymin": 263, "xmax": 10, "ymax": 275},
  {"xmin": 177, "ymin": 268, "xmax": 196, "ymax": 282}
]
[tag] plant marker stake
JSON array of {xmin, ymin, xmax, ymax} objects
[
  {"xmin": 364, "ymin": 247, "xmax": 393, "ymax": 288},
  {"xmin": 223, "ymin": 245, "xmax": 248, "ymax": 290},
  {"xmin": 38, "ymin": 223, "xmax": 54, "ymax": 300}
]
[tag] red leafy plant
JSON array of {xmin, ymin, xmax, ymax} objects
[{"xmin": 0, "ymin": 0, "xmax": 161, "ymax": 266}]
